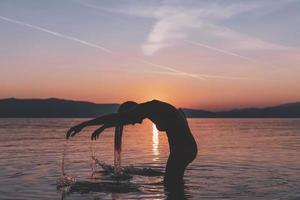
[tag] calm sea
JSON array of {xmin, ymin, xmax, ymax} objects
[{"xmin": 0, "ymin": 118, "xmax": 300, "ymax": 199}]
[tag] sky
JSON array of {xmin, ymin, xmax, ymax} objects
[{"xmin": 0, "ymin": 0, "xmax": 300, "ymax": 110}]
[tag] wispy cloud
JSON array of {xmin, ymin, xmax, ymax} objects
[
  {"xmin": 141, "ymin": 2, "xmax": 255, "ymax": 55},
  {"xmin": 72, "ymin": 0, "xmax": 299, "ymax": 57},
  {"xmin": 140, "ymin": 0, "xmax": 298, "ymax": 56},
  {"xmin": 0, "ymin": 15, "xmax": 112, "ymax": 53}
]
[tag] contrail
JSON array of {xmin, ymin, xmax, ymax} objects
[
  {"xmin": 0, "ymin": 15, "xmax": 112, "ymax": 53},
  {"xmin": 140, "ymin": 60, "xmax": 258, "ymax": 80},
  {"xmin": 140, "ymin": 60, "xmax": 206, "ymax": 80},
  {"xmin": 196, "ymin": 74, "xmax": 257, "ymax": 80},
  {"xmin": 185, "ymin": 39, "xmax": 269, "ymax": 66}
]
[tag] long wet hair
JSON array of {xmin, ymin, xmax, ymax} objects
[{"xmin": 114, "ymin": 101, "xmax": 138, "ymax": 154}]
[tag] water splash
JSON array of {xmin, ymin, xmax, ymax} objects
[
  {"xmin": 92, "ymin": 155, "xmax": 114, "ymax": 173},
  {"xmin": 91, "ymin": 156, "xmax": 163, "ymax": 177},
  {"xmin": 57, "ymin": 140, "xmax": 76, "ymax": 190},
  {"xmin": 57, "ymin": 125, "xmax": 163, "ymax": 192},
  {"xmin": 89, "ymin": 124, "xmax": 164, "ymax": 177},
  {"xmin": 56, "ymin": 174, "xmax": 76, "ymax": 189},
  {"xmin": 123, "ymin": 165, "xmax": 164, "ymax": 177},
  {"xmin": 61, "ymin": 140, "xmax": 67, "ymax": 176}
]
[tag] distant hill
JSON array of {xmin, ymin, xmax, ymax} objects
[
  {"xmin": 0, "ymin": 98, "xmax": 119, "ymax": 118},
  {"xmin": 184, "ymin": 102, "xmax": 300, "ymax": 118},
  {"xmin": 181, "ymin": 108, "xmax": 215, "ymax": 118},
  {"xmin": 0, "ymin": 98, "xmax": 300, "ymax": 118}
]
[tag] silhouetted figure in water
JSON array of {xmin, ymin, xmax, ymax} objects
[{"xmin": 66, "ymin": 100, "xmax": 198, "ymax": 191}]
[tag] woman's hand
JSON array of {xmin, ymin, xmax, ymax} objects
[
  {"xmin": 66, "ymin": 123, "xmax": 85, "ymax": 139},
  {"xmin": 91, "ymin": 125, "xmax": 107, "ymax": 140}
]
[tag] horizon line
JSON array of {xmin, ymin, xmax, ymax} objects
[{"xmin": 1, "ymin": 96, "xmax": 299, "ymax": 112}]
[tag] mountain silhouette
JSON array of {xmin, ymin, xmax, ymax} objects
[
  {"xmin": 0, "ymin": 98, "xmax": 300, "ymax": 118},
  {"xmin": 0, "ymin": 98, "xmax": 118, "ymax": 118}
]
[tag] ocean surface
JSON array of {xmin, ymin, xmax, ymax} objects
[{"xmin": 0, "ymin": 118, "xmax": 300, "ymax": 200}]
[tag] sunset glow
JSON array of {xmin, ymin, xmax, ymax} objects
[
  {"xmin": 152, "ymin": 123, "xmax": 160, "ymax": 160},
  {"xmin": 1, "ymin": 0, "xmax": 300, "ymax": 110}
]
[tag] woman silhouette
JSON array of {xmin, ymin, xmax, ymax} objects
[{"xmin": 66, "ymin": 100, "xmax": 198, "ymax": 190}]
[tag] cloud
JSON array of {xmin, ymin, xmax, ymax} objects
[
  {"xmin": 141, "ymin": 7, "xmax": 195, "ymax": 56},
  {"xmin": 140, "ymin": 0, "xmax": 298, "ymax": 56},
  {"xmin": 70, "ymin": 0, "xmax": 299, "ymax": 57},
  {"xmin": 141, "ymin": 2, "xmax": 259, "ymax": 56}
]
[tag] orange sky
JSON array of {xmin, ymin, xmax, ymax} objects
[{"xmin": 1, "ymin": 1, "xmax": 300, "ymax": 110}]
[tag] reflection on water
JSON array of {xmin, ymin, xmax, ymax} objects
[
  {"xmin": 152, "ymin": 124, "xmax": 160, "ymax": 161},
  {"xmin": 0, "ymin": 118, "xmax": 300, "ymax": 199}
]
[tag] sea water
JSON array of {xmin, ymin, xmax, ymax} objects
[{"xmin": 0, "ymin": 118, "xmax": 300, "ymax": 199}]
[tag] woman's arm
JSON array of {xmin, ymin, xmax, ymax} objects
[{"xmin": 66, "ymin": 102, "xmax": 150, "ymax": 139}]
